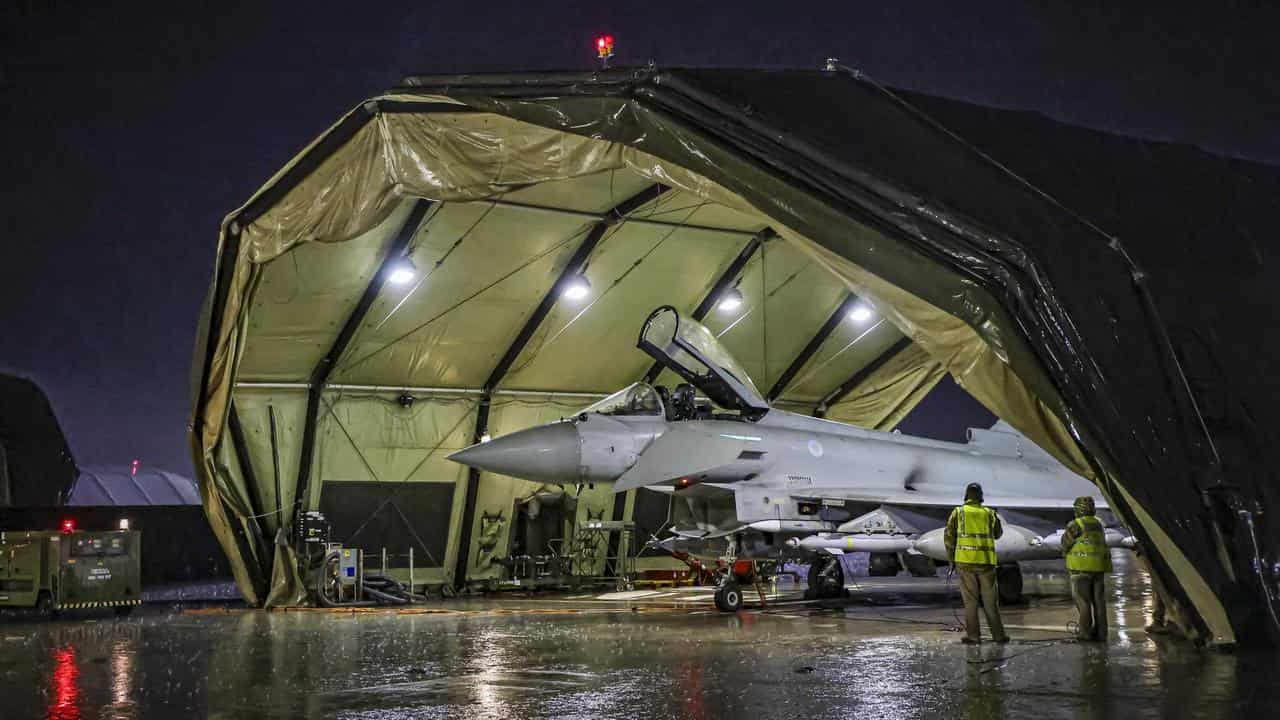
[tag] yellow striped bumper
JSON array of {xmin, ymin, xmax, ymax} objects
[{"xmin": 55, "ymin": 599, "xmax": 144, "ymax": 610}]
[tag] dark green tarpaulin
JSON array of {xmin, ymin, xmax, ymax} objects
[{"xmin": 0, "ymin": 373, "xmax": 78, "ymax": 506}]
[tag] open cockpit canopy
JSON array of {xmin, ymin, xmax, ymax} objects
[{"xmin": 638, "ymin": 306, "xmax": 769, "ymax": 418}]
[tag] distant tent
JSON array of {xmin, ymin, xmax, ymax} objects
[{"xmin": 68, "ymin": 465, "xmax": 200, "ymax": 506}]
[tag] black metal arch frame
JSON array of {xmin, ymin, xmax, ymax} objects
[{"xmin": 451, "ymin": 182, "xmax": 672, "ymax": 588}]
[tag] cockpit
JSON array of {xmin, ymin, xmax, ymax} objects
[
  {"xmin": 637, "ymin": 306, "xmax": 771, "ymax": 421},
  {"xmin": 577, "ymin": 381, "xmax": 719, "ymax": 422},
  {"xmin": 578, "ymin": 307, "xmax": 773, "ymax": 424},
  {"xmin": 579, "ymin": 382, "xmax": 665, "ymax": 417}
]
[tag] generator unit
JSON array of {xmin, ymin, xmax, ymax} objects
[{"xmin": 0, "ymin": 526, "xmax": 142, "ymax": 614}]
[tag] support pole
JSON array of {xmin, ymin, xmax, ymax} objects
[
  {"xmin": 814, "ymin": 337, "xmax": 913, "ymax": 418},
  {"xmin": 643, "ymin": 229, "xmax": 768, "ymax": 384},
  {"xmin": 226, "ymin": 402, "xmax": 272, "ymax": 588},
  {"xmin": 291, "ymin": 199, "xmax": 435, "ymax": 539},
  {"xmin": 767, "ymin": 293, "xmax": 860, "ymax": 402},
  {"xmin": 452, "ymin": 184, "xmax": 671, "ymax": 590}
]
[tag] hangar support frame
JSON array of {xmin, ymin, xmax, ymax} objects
[{"xmin": 451, "ymin": 183, "xmax": 674, "ymax": 589}]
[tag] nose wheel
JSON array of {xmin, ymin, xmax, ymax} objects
[{"xmin": 714, "ymin": 580, "xmax": 744, "ymax": 612}]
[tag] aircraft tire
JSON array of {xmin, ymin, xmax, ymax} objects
[
  {"xmin": 997, "ymin": 565, "xmax": 1024, "ymax": 605},
  {"xmin": 714, "ymin": 581, "xmax": 743, "ymax": 612},
  {"xmin": 807, "ymin": 556, "xmax": 845, "ymax": 599},
  {"xmin": 903, "ymin": 553, "xmax": 937, "ymax": 578},
  {"xmin": 868, "ymin": 552, "xmax": 902, "ymax": 577}
]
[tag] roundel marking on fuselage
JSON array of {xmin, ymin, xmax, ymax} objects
[{"xmin": 808, "ymin": 439, "xmax": 824, "ymax": 458}]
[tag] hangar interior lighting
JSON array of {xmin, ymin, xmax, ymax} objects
[
  {"xmin": 563, "ymin": 274, "xmax": 592, "ymax": 301},
  {"xmin": 848, "ymin": 304, "xmax": 874, "ymax": 324},
  {"xmin": 119, "ymin": 518, "xmax": 130, "ymax": 531},
  {"xmin": 387, "ymin": 259, "xmax": 417, "ymax": 285},
  {"xmin": 717, "ymin": 287, "xmax": 744, "ymax": 312}
]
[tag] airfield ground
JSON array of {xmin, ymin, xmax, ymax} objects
[{"xmin": 3, "ymin": 555, "xmax": 1272, "ymax": 719}]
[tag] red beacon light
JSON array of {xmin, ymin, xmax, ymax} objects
[
  {"xmin": 61, "ymin": 518, "xmax": 75, "ymax": 533},
  {"xmin": 595, "ymin": 34, "xmax": 615, "ymax": 67}
]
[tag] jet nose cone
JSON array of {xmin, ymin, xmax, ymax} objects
[{"xmin": 448, "ymin": 421, "xmax": 581, "ymax": 483}]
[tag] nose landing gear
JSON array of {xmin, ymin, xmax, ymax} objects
[{"xmin": 714, "ymin": 580, "xmax": 744, "ymax": 612}]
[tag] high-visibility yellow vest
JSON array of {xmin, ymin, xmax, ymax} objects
[
  {"xmin": 1065, "ymin": 516, "xmax": 1112, "ymax": 573},
  {"xmin": 953, "ymin": 504, "xmax": 998, "ymax": 566}
]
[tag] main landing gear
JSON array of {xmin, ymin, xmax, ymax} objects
[
  {"xmin": 997, "ymin": 564, "xmax": 1024, "ymax": 605},
  {"xmin": 805, "ymin": 554, "xmax": 846, "ymax": 600},
  {"xmin": 868, "ymin": 552, "xmax": 903, "ymax": 577}
]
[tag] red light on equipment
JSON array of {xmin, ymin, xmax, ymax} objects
[
  {"xmin": 595, "ymin": 34, "xmax": 615, "ymax": 61},
  {"xmin": 61, "ymin": 518, "xmax": 75, "ymax": 533}
]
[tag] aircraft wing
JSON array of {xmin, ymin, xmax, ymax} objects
[{"xmin": 612, "ymin": 425, "xmax": 752, "ymax": 492}]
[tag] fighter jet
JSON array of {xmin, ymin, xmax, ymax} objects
[{"xmin": 450, "ymin": 306, "xmax": 1131, "ymax": 611}]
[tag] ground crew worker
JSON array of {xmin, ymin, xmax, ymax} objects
[
  {"xmin": 1062, "ymin": 496, "xmax": 1112, "ymax": 641},
  {"xmin": 945, "ymin": 482, "xmax": 1009, "ymax": 644}
]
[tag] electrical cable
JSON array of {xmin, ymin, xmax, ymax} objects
[
  {"xmin": 536, "ymin": 200, "xmax": 710, "ymax": 349},
  {"xmin": 1240, "ymin": 509, "xmax": 1280, "ymax": 632},
  {"xmin": 338, "ymin": 224, "xmax": 593, "ymax": 375},
  {"xmin": 371, "ymin": 199, "xmax": 498, "ymax": 333},
  {"xmin": 968, "ymin": 639, "xmax": 1079, "ymax": 675},
  {"xmin": 946, "ymin": 565, "xmax": 965, "ymax": 631},
  {"xmin": 785, "ymin": 318, "xmax": 888, "ymax": 392},
  {"xmin": 432, "ymin": 188, "xmax": 678, "ymax": 378},
  {"xmin": 714, "ymin": 259, "xmax": 811, "ymax": 340}
]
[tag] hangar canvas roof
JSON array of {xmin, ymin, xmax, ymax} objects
[{"xmin": 191, "ymin": 67, "xmax": 1280, "ymax": 645}]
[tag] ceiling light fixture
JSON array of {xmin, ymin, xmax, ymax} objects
[
  {"xmin": 718, "ymin": 287, "xmax": 744, "ymax": 312},
  {"xmin": 848, "ymin": 304, "xmax": 874, "ymax": 324},
  {"xmin": 563, "ymin": 273, "xmax": 591, "ymax": 301},
  {"xmin": 387, "ymin": 259, "xmax": 417, "ymax": 286}
]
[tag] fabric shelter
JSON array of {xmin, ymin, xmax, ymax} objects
[{"xmin": 191, "ymin": 68, "xmax": 1280, "ymax": 646}]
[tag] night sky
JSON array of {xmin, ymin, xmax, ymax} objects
[{"xmin": 2, "ymin": 2, "xmax": 1276, "ymax": 475}]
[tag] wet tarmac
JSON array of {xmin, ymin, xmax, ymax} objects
[{"xmin": 2, "ymin": 556, "xmax": 1277, "ymax": 719}]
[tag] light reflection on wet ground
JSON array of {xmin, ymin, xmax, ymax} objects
[{"xmin": 1, "ymin": 555, "xmax": 1276, "ymax": 719}]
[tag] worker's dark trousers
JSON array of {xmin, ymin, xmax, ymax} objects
[
  {"xmin": 1070, "ymin": 571, "xmax": 1108, "ymax": 640},
  {"xmin": 959, "ymin": 567, "xmax": 1006, "ymax": 641}
]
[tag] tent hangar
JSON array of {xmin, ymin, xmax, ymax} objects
[{"xmin": 191, "ymin": 67, "xmax": 1280, "ymax": 647}]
